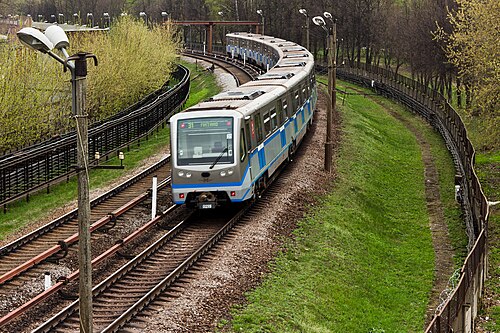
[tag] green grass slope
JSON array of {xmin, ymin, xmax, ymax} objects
[{"xmin": 227, "ymin": 84, "xmax": 437, "ymax": 332}]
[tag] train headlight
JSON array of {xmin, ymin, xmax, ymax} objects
[
  {"xmin": 178, "ymin": 171, "xmax": 184, "ymax": 177},
  {"xmin": 186, "ymin": 172, "xmax": 192, "ymax": 178},
  {"xmin": 220, "ymin": 170, "xmax": 227, "ymax": 177},
  {"xmin": 227, "ymin": 169, "xmax": 234, "ymax": 175}
]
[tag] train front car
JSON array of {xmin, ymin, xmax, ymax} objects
[
  {"xmin": 172, "ymin": 32, "xmax": 316, "ymax": 209},
  {"xmin": 169, "ymin": 109, "xmax": 251, "ymax": 209}
]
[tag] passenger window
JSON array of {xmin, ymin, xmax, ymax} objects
[
  {"xmin": 240, "ymin": 129, "xmax": 247, "ymax": 161},
  {"xmin": 263, "ymin": 111, "xmax": 271, "ymax": 134},
  {"xmin": 293, "ymin": 90, "xmax": 299, "ymax": 112},
  {"xmin": 254, "ymin": 114, "xmax": 263, "ymax": 142},
  {"xmin": 270, "ymin": 108, "xmax": 277, "ymax": 129},
  {"xmin": 245, "ymin": 120, "xmax": 253, "ymax": 150},
  {"xmin": 276, "ymin": 102, "xmax": 284, "ymax": 125},
  {"xmin": 282, "ymin": 98, "xmax": 289, "ymax": 118}
]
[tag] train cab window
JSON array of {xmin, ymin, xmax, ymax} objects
[
  {"xmin": 176, "ymin": 117, "xmax": 234, "ymax": 166},
  {"xmin": 254, "ymin": 114, "xmax": 263, "ymax": 142},
  {"xmin": 240, "ymin": 129, "xmax": 247, "ymax": 162},
  {"xmin": 270, "ymin": 108, "xmax": 277, "ymax": 129},
  {"xmin": 263, "ymin": 111, "xmax": 271, "ymax": 134}
]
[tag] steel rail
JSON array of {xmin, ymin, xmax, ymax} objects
[
  {"xmin": 0, "ymin": 172, "xmax": 172, "ymax": 285},
  {"xmin": 0, "ymin": 155, "xmax": 170, "ymax": 257},
  {"xmin": 32, "ymin": 204, "xmax": 250, "ymax": 332},
  {"xmin": 0, "ymin": 204, "xmax": 178, "ymax": 327},
  {"xmin": 182, "ymin": 50, "xmax": 260, "ymax": 81},
  {"xmin": 102, "ymin": 205, "xmax": 249, "ymax": 332}
]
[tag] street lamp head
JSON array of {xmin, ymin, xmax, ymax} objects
[
  {"xmin": 299, "ymin": 8, "xmax": 307, "ymax": 16},
  {"xmin": 140, "ymin": 11, "xmax": 147, "ymax": 17},
  {"xmin": 161, "ymin": 11, "xmax": 168, "ymax": 17},
  {"xmin": 103, "ymin": 12, "xmax": 110, "ymax": 18},
  {"xmin": 323, "ymin": 11, "xmax": 332, "ymax": 19},
  {"xmin": 45, "ymin": 25, "xmax": 69, "ymax": 49},
  {"xmin": 218, "ymin": 11, "xmax": 223, "ymax": 16},
  {"xmin": 312, "ymin": 16, "xmax": 326, "ymax": 27},
  {"xmin": 17, "ymin": 27, "xmax": 54, "ymax": 53},
  {"xmin": 256, "ymin": 9, "xmax": 263, "ymax": 17}
]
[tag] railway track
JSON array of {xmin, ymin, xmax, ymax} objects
[
  {"xmin": 0, "ymin": 52, "xmax": 295, "ymax": 331},
  {"xmin": 0, "ymin": 156, "xmax": 174, "ymax": 326},
  {"xmin": 32, "ymin": 207, "xmax": 247, "ymax": 332},
  {"xmin": 30, "ymin": 143, "xmax": 297, "ymax": 332},
  {"xmin": 181, "ymin": 50, "xmax": 259, "ymax": 85}
]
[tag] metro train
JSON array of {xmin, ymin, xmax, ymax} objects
[{"xmin": 169, "ymin": 32, "xmax": 317, "ymax": 209}]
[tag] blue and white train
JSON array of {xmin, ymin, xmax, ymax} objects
[{"xmin": 170, "ymin": 32, "xmax": 317, "ymax": 209}]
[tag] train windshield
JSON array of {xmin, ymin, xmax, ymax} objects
[{"xmin": 177, "ymin": 117, "xmax": 234, "ymax": 166}]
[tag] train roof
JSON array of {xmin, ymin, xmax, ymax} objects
[{"xmin": 175, "ymin": 32, "xmax": 314, "ymax": 120}]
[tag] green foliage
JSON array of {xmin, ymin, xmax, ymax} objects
[
  {"xmin": 228, "ymin": 82, "xmax": 436, "ymax": 332},
  {"xmin": 0, "ymin": 61, "xmax": 218, "ymax": 240},
  {"xmin": 0, "ymin": 17, "xmax": 179, "ymax": 153},
  {"xmin": 438, "ymin": 0, "xmax": 499, "ymax": 150},
  {"xmin": 72, "ymin": 16, "xmax": 179, "ymax": 121}
]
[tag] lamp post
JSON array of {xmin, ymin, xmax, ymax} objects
[
  {"xmin": 86, "ymin": 12, "xmax": 93, "ymax": 27},
  {"xmin": 58, "ymin": 13, "xmax": 64, "ymax": 24},
  {"xmin": 218, "ymin": 11, "xmax": 226, "ymax": 48},
  {"xmin": 73, "ymin": 13, "xmax": 79, "ymax": 25},
  {"xmin": 17, "ymin": 25, "xmax": 97, "ymax": 333},
  {"xmin": 50, "ymin": 14, "xmax": 56, "ymax": 23},
  {"xmin": 161, "ymin": 11, "xmax": 168, "ymax": 23},
  {"xmin": 313, "ymin": 15, "xmax": 336, "ymax": 173},
  {"xmin": 256, "ymin": 9, "xmax": 264, "ymax": 35},
  {"xmin": 139, "ymin": 11, "xmax": 147, "ymax": 26},
  {"xmin": 103, "ymin": 12, "xmax": 110, "ymax": 28},
  {"xmin": 298, "ymin": 8, "xmax": 309, "ymax": 51}
]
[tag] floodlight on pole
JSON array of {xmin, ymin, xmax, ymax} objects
[
  {"xmin": 16, "ymin": 25, "xmax": 96, "ymax": 333},
  {"xmin": 256, "ymin": 9, "xmax": 264, "ymax": 35}
]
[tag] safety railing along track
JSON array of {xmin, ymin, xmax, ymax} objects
[
  {"xmin": 320, "ymin": 63, "xmax": 489, "ymax": 333},
  {"xmin": 0, "ymin": 65, "xmax": 190, "ymax": 210}
]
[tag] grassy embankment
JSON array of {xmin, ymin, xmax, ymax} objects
[
  {"xmin": 224, "ymin": 80, "xmax": 463, "ymax": 332},
  {"xmin": 0, "ymin": 61, "xmax": 220, "ymax": 242}
]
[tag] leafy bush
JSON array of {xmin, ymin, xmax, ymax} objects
[{"xmin": 0, "ymin": 17, "xmax": 179, "ymax": 153}]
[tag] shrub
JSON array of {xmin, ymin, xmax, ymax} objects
[{"xmin": 0, "ymin": 17, "xmax": 179, "ymax": 153}]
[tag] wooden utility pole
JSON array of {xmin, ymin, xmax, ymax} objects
[{"xmin": 68, "ymin": 51, "xmax": 98, "ymax": 333}]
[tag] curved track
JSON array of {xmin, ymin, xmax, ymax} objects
[{"xmin": 181, "ymin": 51, "xmax": 258, "ymax": 85}]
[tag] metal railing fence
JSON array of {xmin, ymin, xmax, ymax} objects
[
  {"xmin": 0, "ymin": 65, "xmax": 189, "ymax": 210},
  {"xmin": 329, "ymin": 63, "xmax": 489, "ymax": 333}
]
